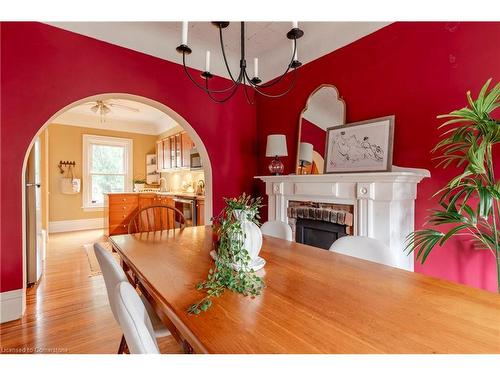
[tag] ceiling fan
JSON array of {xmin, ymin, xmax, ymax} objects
[
  {"xmin": 82, "ymin": 100, "xmax": 140, "ymax": 124},
  {"xmin": 84, "ymin": 99, "xmax": 139, "ymax": 115}
]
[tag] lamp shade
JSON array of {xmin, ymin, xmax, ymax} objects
[
  {"xmin": 265, "ymin": 134, "xmax": 288, "ymax": 157},
  {"xmin": 299, "ymin": 142, "xmax": 313, "ymax": 164}
]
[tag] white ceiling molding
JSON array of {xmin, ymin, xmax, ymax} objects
[
  {"xmin": 46, "ymin": 22, "xmax": 390, "ymax": 83},
  {"xmin": 52, "ymin": 98, "xmax": 178, "ymax": 135}
]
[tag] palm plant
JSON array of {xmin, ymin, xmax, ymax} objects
[{"xmin": 405, "ymin": 79, "xmax": 500, "ymax": 292}]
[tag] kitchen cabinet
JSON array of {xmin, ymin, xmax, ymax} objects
[
  {"xmin": 196, "ymin": 199, "xmax": 205, "ymax": 226},
  {"xmin": 156, "ymin": 131, "xmax": 194, "ymax": 172},
  {"xmin": 156, "ymin": 141, "xmax": 164, "ymax": 171},
  {"xmin": 162, "ymin": 138, "xmax": 172, "ymax": 170},
  {"xmin": 138, "ymin": 193, "xmax": 156, "ymax": 209},
  {"xmin": 104, "ymin": 193, "xmax": 139, "ymax": 236},
  {"xmin": 175, "ymin": 134, "xmax": 182, "ymax": 168},
  {"xmin": 181, "ymin": 132, "xmax": 193, "ymax": 168},
  {"xmin": 105, "ymin": 193, "xmax": 176, "ymax": 236}
]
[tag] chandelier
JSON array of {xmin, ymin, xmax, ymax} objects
[{"xmin": 175, "ymin": 22, "xmax": 304, "ymax": 103}]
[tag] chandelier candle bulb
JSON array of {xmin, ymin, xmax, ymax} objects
[
  {"xmin": 254, "ymin": 58, "xmax": 259, "ymax": 78},
  {"xmin": 181, "ymin": 21, "xmax": 188, "ymax": 45},
  {"xmin": 205, "ymin": 50, "xmax": 211, "ymax": 72},
  {"xmin": 292, "ymin": 21, "xmax": 298, "ymax": 29}
]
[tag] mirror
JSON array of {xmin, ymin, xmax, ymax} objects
[{"xmin": 296, "ymin": 85, "xmax": 345, "ymax": 174}]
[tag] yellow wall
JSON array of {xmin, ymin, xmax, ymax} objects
[{"xmin": 48, "ymin": 123, "xmax": 158, "ymax": 221}]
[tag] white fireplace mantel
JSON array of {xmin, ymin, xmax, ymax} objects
[{"xmin": 255, "ymin": 166, "xmax": 430, "ymax": 271}]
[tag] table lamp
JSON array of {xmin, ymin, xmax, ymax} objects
[
  {"xmin": 298, "ymin": 142, "xmax": 313, "ymax": 174},
  {"xmin": 266, "ymin": 134, "xmax": 288, "ymax": 175}
]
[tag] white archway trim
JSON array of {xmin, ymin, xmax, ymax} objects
[{"xmin": 18, "ymin": 93, "xmax": 213, "ymax": 321}]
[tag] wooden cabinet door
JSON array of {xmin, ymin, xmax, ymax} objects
[
  {"xmin": 156, "ymin": 141, "xmax": 163, "ymax": 171},
  {"xmin": 196, "ymin": 199, "xmax": 205, "ymax": 226},
  {"xmin": 138, "ymin": 194, "xmax": 156, "ymax": 209},
  {"xmin": 158, "ymin": 196, "xmax": 175, "ymax": 229},
  {"xmin": 162, "ymin": 139, "xmax": 171, "ymax": 170},
  {"xmin": 181, "ymin": 132, "xmax": 192, "ymax": 168},
  {"xmin": 106, "ymin": 194, "xmax": 139, "ymax": 236},
  {"xmin": 167, "ymin": 137, "xmax": 176, "ymax": 168},
  {"xmin": 175, "ymin": 135, "xmax": 182, "ymax": 168}
]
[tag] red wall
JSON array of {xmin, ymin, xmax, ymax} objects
[
  {"xmin": 256, "ymin": 22, "xmax": 500, "ymax": 292},
  {"xmin": 2, "ymin": 22, "xmax": 499, "ymax": 295},
  {"xmin": 0, "ymin": 22, "xmax": 257, "ymax": 293},
  {"xmin": 301, "ymin": 118, "xmax": 326, "ymax": 158}
]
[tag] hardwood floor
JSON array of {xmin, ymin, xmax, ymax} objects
[{"xmin": 0, "ymin": 229, "xmax": 181, "ymax": 354}]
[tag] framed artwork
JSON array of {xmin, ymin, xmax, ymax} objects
[{"xmin": 324, "ymin": 115, "xmax": 394, "ymax": 173}]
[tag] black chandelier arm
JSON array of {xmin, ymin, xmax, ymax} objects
[
  {"xmin": 218, "ymin": 26, "xmax": 239, "ymax": 83},
  {"xmin": 241, "ymin": 74, "xmax": 255, "ymax": 105},
  {"xmin": 245, "ymin": 67, "xmax": 299, "ymax": 98},
  {"xmin": 249, "ymin": 38, "xmax": 297, "ymax": 89},
  {"xmin": 181, "ymin": 52, "xmax": 241, "ymax": 94},
  {"xmin": 204, "ymin": 74, "xmax": 242, "ymax": 103}
]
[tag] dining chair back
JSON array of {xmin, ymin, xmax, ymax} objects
[
  {"xmin": 329, "ymin": 236, "xmax": 399, "ymax": 268},
  {"xmin": 94, "ymin": 242, "xmax": 127, "ymax": 322},
  {"xmin": 128, "ymin": 205, "xmax": 186, "ymax": 234},
  {"xmin": 260, "ymin": 220, "xmax": 293, "ymax": 241},
  {"xmin": 115, "ymin": 281, "xmax": 160, "ymax": 354},
  {"xmin": 94, "ymin": 243, "xmax": 170, "ymax": 353}
]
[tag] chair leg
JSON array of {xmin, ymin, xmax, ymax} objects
[
  {"xmin": 181, "ymin": 339, "xmax": 194, "ymax": 354},
  {"xmin": 118, "ymin": 334, "xmax": 128, "ymax": 354}
]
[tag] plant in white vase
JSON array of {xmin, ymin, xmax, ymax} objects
[{"xmin": 187, "ymin": 193, "xmax": 265, "ymax": 314}]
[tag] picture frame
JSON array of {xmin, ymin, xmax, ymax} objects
[{"xmin": 324, "ymin": 115, "xmax": 394, "ymax": 173}]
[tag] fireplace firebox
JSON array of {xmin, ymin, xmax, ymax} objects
[{"xmin": 295, "ymin": 218, "xmax": 348, "ymax": 250}]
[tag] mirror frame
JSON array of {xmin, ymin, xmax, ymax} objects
[{"xmin": 295, "ymin": 84, "xmax": 346, "ymax": 174}]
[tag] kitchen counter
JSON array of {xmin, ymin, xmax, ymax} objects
[
  {"xmin": 106, "ymin": 191, "xmax": 204, "ymax": 200},
  {"xmin": 104, "ymin": 191, "xmax": 206, "ymax": 236}
]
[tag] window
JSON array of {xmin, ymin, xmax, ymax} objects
[{"xmin": 82, "ymin": 135, "xmax": 133, "ymax": 209}]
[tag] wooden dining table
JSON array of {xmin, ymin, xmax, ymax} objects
[{"xmin": 109, "ymin": 226, "xmax": 500, "ymax": 354}]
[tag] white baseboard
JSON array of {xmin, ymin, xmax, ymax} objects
[
  {"xmin": 49, "ymin": 218, "xmax": 104, "ymax": 233},
  {"xmin": 0, "ymin": 289, "xmax": 24, "ymax": 323}
]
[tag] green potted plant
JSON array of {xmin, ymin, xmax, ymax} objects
[
  {"xmin": 133, "ymin": 178, "xmax": 146, "ymax": 192},
  {"xmin": 188, "ymin": 193, "xmax": 265, "ymax": 314},
  {"xmin": 406, "ymin": 79, "xmax": 500, "ymax": 292}
]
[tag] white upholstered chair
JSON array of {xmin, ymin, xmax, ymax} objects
[
  {"xmin": 115, "ymin": 281, "xmax": 160, "ymax": 354},
  {"xmin": 329, "ymin": 236, "xmax": 399, "ymax": 268},
  {"xmin": 260, "ymin": 220, "xmax": 293, "ymax": 241},
  {"xmin": 93, "ymin": 243, "xmax": 169, "ymax": 353}
]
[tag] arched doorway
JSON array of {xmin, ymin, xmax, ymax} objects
[{"xmin": 20, "ymin": 93, "xmax": 213, "ymax": 312}]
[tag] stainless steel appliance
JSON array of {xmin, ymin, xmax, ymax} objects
[
  {"xmin": 26, "ymin": 138, "xmax": 43, "ymax": 286},
  {"xmin": 189, "ymin": 147, "xmax": 202, "ymax": 170},
  {"xmin": 173, "ymin": 196, "xmax": 198, "ymax": 227}
]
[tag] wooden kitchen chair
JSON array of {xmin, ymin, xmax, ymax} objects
[{"xmin": 128, "ymin": 205, "xmax": 186, "ymax": 234}]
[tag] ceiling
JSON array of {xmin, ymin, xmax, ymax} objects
[
  {"xmin": 53, "ymin": 98, "xmax": 179, "ymax": 135},
  {"xmin": 47, "ymin": 22, "xmax": 390, "ymax": 82}
]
